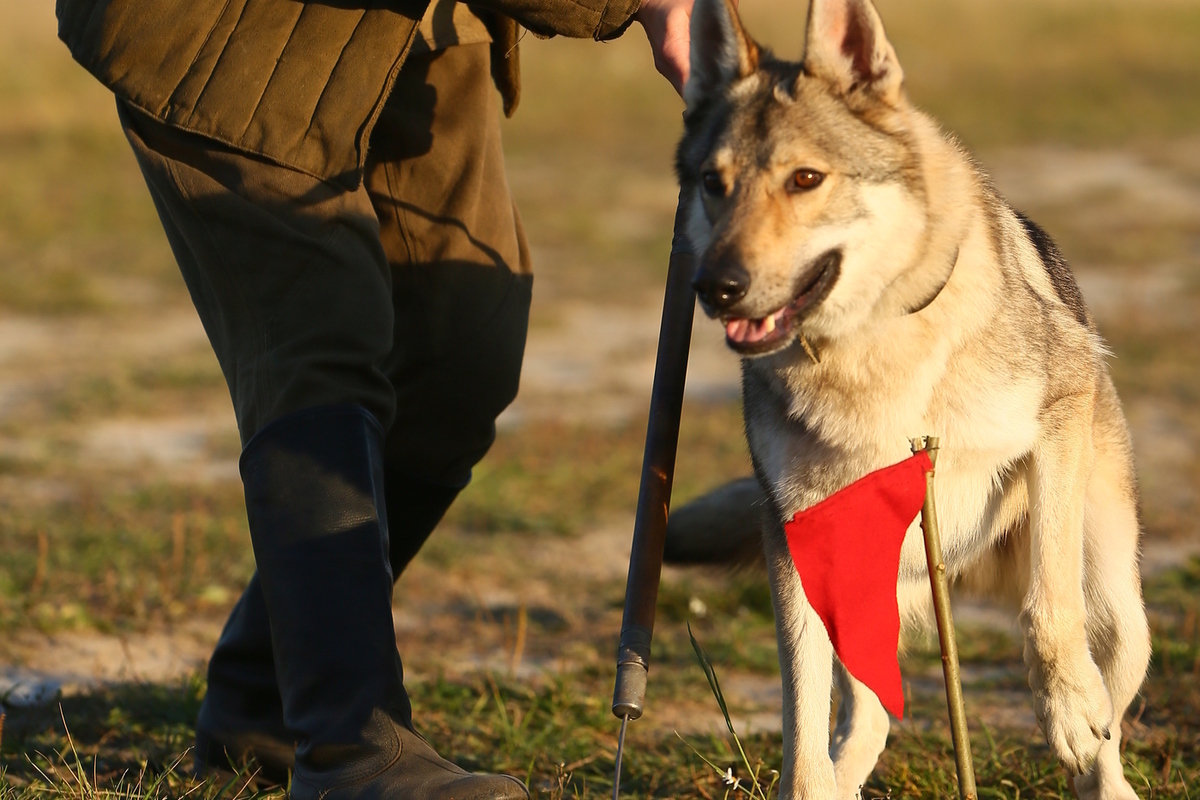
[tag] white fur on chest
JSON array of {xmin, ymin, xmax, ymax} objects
[{"xmin": 745, "ymin": 300, "xmax": 1041, "ymax": 579}]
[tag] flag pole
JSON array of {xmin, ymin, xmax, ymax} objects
[{"xmin": 911, "ymin": 436, "xmax": 977, "ymax": 800}]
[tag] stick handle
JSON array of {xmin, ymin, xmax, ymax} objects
[
  {"xmin": 612, "ymin": 197, "xmax": 696, "ymax": 721},
  {"xmin": 912, "ymin": 437, "xmax": 977, "ymax": 800}
]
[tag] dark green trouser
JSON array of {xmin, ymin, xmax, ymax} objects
[
  {"xmin": 121, "ymin": 45, "xmax": 531, "ymax": 768},
  {"xmin": 120, "ymin": 43, "xmax": 532, "ymax": 491}
]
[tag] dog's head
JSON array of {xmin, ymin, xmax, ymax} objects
[{"xmin": 679, "ymin": 0, "xmax": 933, "ymax": 357}]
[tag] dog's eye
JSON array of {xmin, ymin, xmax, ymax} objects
[
  {"xmin": 788, "ymin": 169, "xmax": 825, "ymax": 192},
  {"xmin": 701, "ymin": 171, "xmax": 726, "ymax": 197}
]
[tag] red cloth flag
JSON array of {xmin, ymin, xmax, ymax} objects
[{"xmin": 783, "ymin": 451, "xmax": 932, "ymax": 718}]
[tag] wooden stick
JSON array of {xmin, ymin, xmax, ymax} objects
[{"xmin": 911, "ymin": 436, "xmax": 977, "ymax": 800}]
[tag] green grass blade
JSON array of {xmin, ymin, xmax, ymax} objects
[
  {"xmin": 674, "ymin": 732, "xmax": 760, "ymax": 799},
  {"xmin": 687, "ymin": 623, "xmax": 768, "ymax": 799},
  {"xmin": 687, "ymin": 622, "xmax": 735, "ymax": 736}
]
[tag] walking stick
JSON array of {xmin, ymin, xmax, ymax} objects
[
  {"xmin": 611, "ymin": 193, "xmax": 696, "ymax": 797},
  {"xmin": 912, "ymin": 436, "xmax": 978, "ymax": 800}
]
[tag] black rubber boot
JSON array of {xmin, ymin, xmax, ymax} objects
[
  {"xmin": 194, "ymin": 574, "xmax": 295, "ymax": 785},
  {"xmin": 194, "ymin": 473, "xmax": 460, "ymax": 785},
  {"xmin": 229, "ymin": 404, "xmax": 526, "ymax": 800},
  {"xmin": 195, "ymin": 454, "xmax": 463, "ymax": 785}
]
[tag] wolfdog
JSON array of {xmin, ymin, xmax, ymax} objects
[{"xmin": 674, "ymin": 0, "xmax": 1151, "ymax": 797}]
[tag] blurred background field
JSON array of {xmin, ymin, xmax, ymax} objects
[{"xmin": 1, "ymin": 0, "xmax": 1199, "ymax": 796}]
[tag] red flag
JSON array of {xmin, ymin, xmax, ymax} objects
[{"xmin": 783, "ymin": 451, "xmax": 932, "ymax": 718}]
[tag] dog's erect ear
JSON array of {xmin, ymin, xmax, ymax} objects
[
  {"xmin": 684, "ymin": 0, "xmax": 759, "ymax": 110},
  {"xmin": 803, "ymin": 0, "xmax": 903, "ymax": 105}
]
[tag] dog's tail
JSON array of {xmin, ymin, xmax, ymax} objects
[{"xmin": 664, "ymin": 477, "xmax": 768, "ymax": 569}]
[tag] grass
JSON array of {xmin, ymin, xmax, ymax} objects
[
  {"xmin": 0, "ymin": 403, "xmax": 751, "ymax": 636},
  {"xmin": 0, "ymin": 482, "xmax": 255, "ymax": 633},
  {"xmin": 679, "ymin": 624, "xmax": 780, "ymax": 799},
  {"xmin": 446, "ymin": 403, "xmax": 751, "ymax": 536},
  {"xmin": 1, "ymin": 0, "xmax": 1199, "ymax": 796},
  {"xmin": 3, "ymin": 560, "xmax": 1199, "ymax": 797}
]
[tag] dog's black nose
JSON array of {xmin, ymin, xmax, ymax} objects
[{"xmin": 693, "ymin": 263, "xmax": 750, "ymax": 310}]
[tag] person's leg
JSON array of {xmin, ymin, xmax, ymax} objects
[
  {"xmin": 175, "ymin": 44, "xmax": 532, "ymax": 784},
  {"xmin": 119, "ymin": 94, "xmax": 527, "ymax": 798},
  {"xmin": 118, "ymin": 99, "xmax": 397, "ymax": 784},
  {"xmin": 366, "ymin": 44, "xmax": 533, "ymax": 578}
]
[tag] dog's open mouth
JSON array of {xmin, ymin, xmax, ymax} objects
[{"xmin": 722, "ymin": 250, "xmax": 842, "ymax": 356}]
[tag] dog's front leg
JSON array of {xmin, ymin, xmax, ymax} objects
[
  {"xmin": 765, "ymin": 520, "xmax": 837, "ymax": 800},
  {"xmin": 1022, "ymin": 396, "xmax": 1113, "ymax": 776},
  {"xmin": 829, "ymin": 660, "xmax": 889, "ymax": 799}
]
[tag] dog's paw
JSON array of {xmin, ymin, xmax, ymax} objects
[{"xmin": 1027, "ymin": 654, "xmax": 1113, "ymax": 774}]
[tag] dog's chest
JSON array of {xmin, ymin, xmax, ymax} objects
[{"xmin": 744, "ymin": 339, "xmax": 1038, "ymax": 574}]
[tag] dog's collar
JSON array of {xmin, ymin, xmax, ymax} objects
[{"xmin": 904, "ymin": 247, "xmax": 959, "ymax": 316}]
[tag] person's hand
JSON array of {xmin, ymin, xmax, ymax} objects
[{"xmin": 634, "ymin": 0, "xmax": 695, "ymax": 96}]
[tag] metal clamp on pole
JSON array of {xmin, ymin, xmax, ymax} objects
[
  {"xmin": 611, "ymin": 193, "xmax": 697, "ymax": 795},
  {"xmin": 612, "ymin": 627, "xmax": 652, "ymax": 720}
]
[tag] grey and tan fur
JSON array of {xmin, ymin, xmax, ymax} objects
[{"xmin": 674, "ymin": 0, "xmax": 1151, "ymax": 797}]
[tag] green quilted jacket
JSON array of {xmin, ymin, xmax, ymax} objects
[{"xmin": 57, "ymin": 0, "xmax": 639, "ymax": 186}]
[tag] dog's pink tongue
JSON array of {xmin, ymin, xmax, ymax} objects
[
  {"xmin": 726, "ymin": 318, "xmax": 750, "ymax": 342},
  {"xmin": 726, "ymin": 318, "xmax": 770, "ymax": 343}
]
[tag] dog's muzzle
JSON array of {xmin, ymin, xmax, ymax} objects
[{"xmin": 711, "ymin": 249, "xmax": 842, "ymax": 357}]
